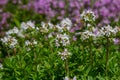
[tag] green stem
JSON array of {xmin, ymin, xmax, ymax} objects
[
  {"xmin": 106, "ymin": 37, "xmax": 109, "ymax": 76},
  {"xmin": 89, "ymin": 39, "xmax": 93, "ymax": 66},
  {"xmin": 65, "ymin": 59, "xmax": 69, "ymax": 77},
  {"xmin": 90, "ymin": 45, "xmax": 93, "ymax": 66},
  {"xmin": 14, "ymin": 48, "xmax": 16, "ymax": 56},
  {"xmin": 91, "ymin": 0, "xmax": 95, "ymax": 8}
]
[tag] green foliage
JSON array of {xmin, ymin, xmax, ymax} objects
[{"xmin": 0, "ymin": 1, "xmax": 120, "ymax": 80}]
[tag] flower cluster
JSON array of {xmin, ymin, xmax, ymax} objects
[
  {"xmin": 60, "ymin": 18, "xmax": 72, "ymax": 31},
  {"xmin": 6, "ymin": 27, "xmax": 19, "ymax": 35},
  {"xmin": 0, "ymin": 21, "xmax": 36, "ymax": 49},
  {"xmin": 40, "ymin": 21, "xmax": 54, "ymax": 33},
  {"xmin": 39, "ymin": 18, "xmax": 72, "ymax": 47},
  {"xmin": 81, "ymin": 10, "xmax": 96, "ymax": 22},
  {"xmin": 25, "ymin": 40, "xmax": 37, "ymax": 51},
  {"xmin": 20, "ymin": 21, "xmax": 35, "ymax": 30},
  {"xmin": 55, "ymin": 18, "xmax": 72, "ymax": 47},
  {"xmin": 38, "ymin": 18, "xmax": 72, "ymax": 60},
  {"xmin": 99, "ymin": 25, "xmax": 119, "ymax": 37},
  {"xmin": 80, "ymin": 25, "xmax": 120, "ymax": 41},
  {"xmin": 58, "ymin": 48, "xmax": 71, "ymax": 60},
  {"xmin": 80, "ymin": 30, "xmax": 94, "ymax": 40},
  {"xmin": 0, "ymin": 35, "xmax": 18, "ymax": 48},
  {"xmin": 5, "ymin": 21, "xmax": 35, "ymax": 37},
  {"xmin": 78, "ymin": 10, "xmax": 120, "ymax": 41},
  {"xmin": 55, "ymin": 33, "xmax": 70, "ymax": 47}
]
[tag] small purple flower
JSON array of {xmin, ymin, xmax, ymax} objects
[
  {"xmin": 73, "ymin": 36, "xmax": 77, "ymax": 41},
  {"xmin": 58, "ymin": 1, "xmax": 64, "ymax": 8},
  {"xmin": 0, "ymin": 0, "xmax": 8, "ymax": 5},
  {"xmin": 113, "ymin": 38, "xmax": 120, "ymax": 45},
  {"xmin": 99, "ymin": 7, "xmax": 109, "ymax": 17}
]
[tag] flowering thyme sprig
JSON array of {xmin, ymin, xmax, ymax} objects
[
  {"xmin": 25, "ymin": 40, "xmax": 37, "ymax": 51},
  {"xmin": 55, "ymin": 33, "xmax": 70, "ymax": 47},
  {"xmin": 99, "ymin": 25, "xmax": 119, "ymax": 37},
  {"xmin": 79, "ymin": 25, "xmax": 120, "ymax": 41},
  {"xmin": 0, "ymin": 35, "xmax": 18, "ymax": 49},
  {"xmin": 20, "ymin": 21, "xmax": 35, "ymax": 30},
  {"xmin": 81, "ymin": 10, "xmax": 96, "ymax": 22},
  {"xmin": 58, "ymin": 48, "xmax": 71, "ymax": 60}
]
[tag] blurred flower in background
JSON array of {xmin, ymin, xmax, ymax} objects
[
  {"xmin": 0, "ymin": 0, "xmax": 8, "ymax": 5},
  {"xmin": 0, "ymin": 0, "xmax": 10, "ymax": 31},
  {"xmin": 93, "ymin": 0, "xmax": 120, "ymax": 26},
  {"xmin": 32, "ymin": 0, "xmax": 120, "ymax": 30},
  {"xmin": 113, "ymin": 38, "xmax": 120, "ymax": 45},
  {"xmin": 33, "ymin": 0, "xmax": 90, "ymax": 20},
  {"xmin": 0, "ymin": 0, "xmax": 120, "ymax": 32},
  {"xmin": 0, "ymin": 12, "xmax": 10, "ymax": 30}
]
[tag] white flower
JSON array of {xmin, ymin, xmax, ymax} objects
[
  {"xmin": 87, "ymin": 23, "xmax": 92, "ymax": 27},
  {"xmin": 55, "ymin": 39, "xmax": 60, "ymax": 47},
  {"xmin": 55, "ymin": 33, "xmax": 70, "ymax": 47},
  {"xmin": 27, "ymin": 48, "xmax": 31, "ymax": 51},
  {"xmin": 92, "ymin": 27, "xmax": 101, "ymax": 38},
  {"xmin": 0, "ymin": 63, "xmax": 3, "ymax": 69},
  {"xmin": 58, "ymin": 48, "xmax": 71, "ymax": 60},
  {"xmin": 73, "ymin": 76, "xmax": 77, "ymax": 80},
  {"xmin": 112, "ymin": 26, "xmax": 119, "ymax": 34},
  {"xmin": 48, "ymin": 33, "xmax": 53, "ymax": 38},
  {"xmin": 81, "ymin": 30, "xmax": 93, "ymax": 40},
  {"xmin": 99, "ymin": 25, "xmax": 118, "ymax": 37},
  {"xmin": 20, "ymin": 21, "xmax": 35, "ymax": 30},
  {"xmin": 56, "ymin": 24, "xmax": 63, "ymax": 32},
  {"xmin": 60, "ymin": 18, "xmax": 72, "ymax": 31},
  {"xmin": 17, "ymin": 30, "xmax": 24, "ymax": 38},
  {"xmin": 48, "ymin": 21, "xmax": 54, "ymax": 29},
  {"xmin": 6, "ymin": 27, "xmax": 19, "ymax": 35},
  {"xmin": 33, "ymin": 40, "xmax": 37, "ymax": 45},
  {"xmin": 9, "ymin": 38, "xmax": 18, "ymax": 49},
  {"xmin": 12, "ymin": 27, "xmax": 19, "ymax": 34},
  {"xmin": 81, "ymin": 10, "xmax": 96, "ymax": 22},
  {"xmin": 6, "ymin": 26, "xmax": 25, "ymax": 38},
  {"xmin": 41, "ymin": 22, "xmax": 46, "ymax": 28},
  {"xmin": 36, "ymin": 27, "xmax": 39, "ymax": 31},
  {"xmin": 21, "ymin": 22, "xmax": 28, "ymax": 30},
  {"xmin": 25, "ymin": 40, "xmax": 31, "ymax": 46},
  {"xmin": 25, "ymin": 40, "xmax": 37, "ymax": 51},
  {"xmin": 26, "ymin": 21, "xmax": 35, "ymax": 29},
  {"xmin": 64, "ymin": 76, "xmax": 69, "ymax": 80},
  {"xmin": 61, "ymin": 34, "xmax": 70, "ymax": 46},
  {"xmin": 1, "ymin": 36, "xmax": 18, "ymax": 48},
  {"xmin": 25, "ymin": 40, "xmax": 37, "ymax": 46},
  {"xmin": 40, "ymin": 22, "xmax": 49, "ymax": 33}
]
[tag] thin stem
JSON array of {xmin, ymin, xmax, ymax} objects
[
  {"xmin": 89, "ymin": 39, "xmax": 93, "ymax": 66},
  {"xmin": 14, "ymin": 48, "xmax": 16, "ymax": 55},
  {"xmin": 91, "ymin": 0, "xmax": 95, "ymax": 8},
  {"xmin": 65, "ymin": 59, "xmax": 69, "ymax": 77},
  {"xmin": 90, "ymin": 45, "xmax": 93, "ymax": 66},
  {"xmin": 106, "ymin": 37, "xmax": 109, "ymax": 76}
]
